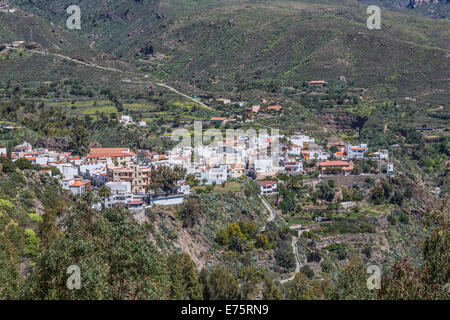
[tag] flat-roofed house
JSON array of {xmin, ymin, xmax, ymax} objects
[{"xmin": 345, "ymin": 144, "xmax": 368, "ymax": 159}]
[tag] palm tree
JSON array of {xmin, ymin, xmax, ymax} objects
[{"xmin": 286, "ymin": 175, "xmax": 302, "ymax": 190}]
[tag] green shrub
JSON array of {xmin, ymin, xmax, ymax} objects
[
  {"xmin": 300, "ymin": 265, "xmax": 314, "ymax": 279},
  {"xmin": 275, "ymin": 248, "xmax": 296, "ymax": 271},
  {"xmin": 24, "ymin": 228, "xmax": 40, "ymax": 257},
  {"xmin": 15, "ymin": 158, "xmax": 33, "ymax": 170},
  {"xmin": 387, "ymin": 215, "xmax": 397, "ymax": 225},
  {"xmin": 398, "ymin": 211, "xmax": 409, "ymax": 224},
  {"xmin": 28, "ymin": 213, "xmax": 43, "ymax": 223},
  {"xmin": 0, "ymin": 199, "xmax": 14, "ymax": 213},
  {"xmin": 255, "ymin": 234, "xmax": 270, "ymax": 250},
  {"xmin": 362, "ymin": 246, "xmax": 372, "ymax": 258},
  {"xmin": 321, "ymin": 258, "xmax": 336, "ymax": 273}
]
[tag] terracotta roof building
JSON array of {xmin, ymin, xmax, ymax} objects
[{"xmin": 87, "ymin": 148, "xmax": 135, "ymax": 166}]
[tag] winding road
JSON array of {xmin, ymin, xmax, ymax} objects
[
  {"xmin": 259, "ymin": 194, "xmax": 302, "ymax": 283},
  {"xmin": 15, "ymin": 44, "xmax": 303, "ymax": 282},
  {"xmin": 280, "ymin": 236, "xmax": 301, "ymax": 284},
  {"xmin": 259, "ymin": 194, "xmax": 276, "ymax": 224},
  {"xmin": 9, "ymin": 46, "xmax": 212, "ymax": 110},
  {"xmin": 155, "ymin": 83, "xmax": 214, "ymax": 110}
]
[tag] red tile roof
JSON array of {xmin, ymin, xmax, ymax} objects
[
  {"xmin": 87, "ymin": 148, "xmax": 135, "ymax": 158},
  {"xmin": 126, "ymin": 201, "xmax": 143, "ymax": 205},
  {"xmin": 257, "ymin": 181, "xmax": 277, "ymax": 187},
  {"xmin": 70, "ymin": 181, "xmax": 85, "ymax": 187},
  {"xmin": 266, "ymin": 105, "xmax": 283, "ymax": 110},
  {"xmin": 318, "ymin": 161, "xmax": 351, "ymax": 167}
]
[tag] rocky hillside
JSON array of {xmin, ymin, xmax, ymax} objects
[{"xmin": 6, "ymin": 0, "xmax": 450, "ymax": 105}]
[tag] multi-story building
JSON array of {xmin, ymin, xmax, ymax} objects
[
  {"xmin": 106, "ymin": 164, "xmax": 151, "ymax": 194},
  {"xmin": 104, "ymin": 181, "xmax": 133, "ymax": 208},
  {"xmin": 345, "ymin": 144, "xmax": 368, "ymax": 159},
  {"xmin": 69, "ymin": 180, "xmax": 91, "ymax": 195},
  {"xmin": 257, "ymin": 181, "xmax": 278, "ymax": 195}
]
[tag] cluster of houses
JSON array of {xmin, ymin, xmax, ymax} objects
[
  {"xmin": 5, "ymin": 131, "xmax": 392, "ymax": 210},
  {"xmin": 1, "ymin": 40, "xmax": 24, "ymax": 49},
  {"xmin": 214, "ymin": 97, "xmax": 284, "ymax": 121},
  {"xmin": 8, "ymin": 142, "xmax": 189, "ymax": 211}
]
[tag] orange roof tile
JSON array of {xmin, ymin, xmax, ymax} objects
[
  {"xmin": 318, "ymin": 161, "xmax": 351, "ymax": 167},
  {"xmin": 87, "ymin": 148, "xmax": 135, "ymax": 158},
  {"xmin": 266, "ymin": 105, "xmax": 283, "ymax": 110},
  {"xmin": 257, "ymin": 181, "xmax": 277, "ymax": 187},
  {"xmin": 70, "ymin": 181, "xmax": 85, "ymax": 187}
]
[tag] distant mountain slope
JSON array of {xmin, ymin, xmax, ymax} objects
[
  {"xmin": 357, "ymin": 0, "xmax": 450, "ymax": 18},
  {"xmin": 7, "ymin": 0, "xmax": 450, "ymax": 104},
  {"xmin": 0, "ymin": 8, "xmax": 137, "ymax": 86}
]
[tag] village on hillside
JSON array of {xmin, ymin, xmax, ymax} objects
[{"xmin": 1, "ymin": 127, "xmax": 393, "ymax": 214}]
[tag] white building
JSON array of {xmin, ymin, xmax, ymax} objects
[
  {"xmin": 345, "ymin": 144, "xmax": 368, "ymax": 159},
  {"xmin": 69, "ymin": 180, "xmax": 90, "ymax": 195},
  {"xmin": 48, "ymin": 163, "xmax": 79, "ymax": 180},
  {"xmin": 104, "ymin": 181, "xmax": 133, "ymax": 208},
  {"xmin": 177, "ymin": 181, "xmax": 190, "ymax": 195},
  {"xmin": 371, "ymin": 150, "xmax": 389, "ymax": 160},
  {"xmin": 283, "ymin": 159, "xmax": 303, "ymax": 173},
  {"xmin": 14, "ymin": 141, "xmax": 32, "ymax": 153},
  {"xmin": 61, "ymin": 178, "xmax": 75, "ymax": 190},
  {"xmin": 119, "ymin": 115, "xmax": 134, "ymax": 125},
  {"xmin": 253, "ymin": 158, "xmax": 280, "ymax": 179},
  {"xmin": 150, "ymin": 194, "xmax": 185, "ymax": 206},
  {"xmin": 290, "ymin": 135, "xmax": 315, "ymax": 149},
  {"xmin": 387, "ymin": 163, "xmax": 394, "ymax": 174},
  {"xmin": 257, "ymin": 181, "xmax": 278, "ymax": 195},
  {"xmin": 203, "ymin": 166, "xmax": 228, "ymax": 185}
]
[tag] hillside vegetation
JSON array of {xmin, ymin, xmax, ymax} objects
[{"xmin": 8, "ymin": 0, "xmax": 449, "ymax": 104}]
